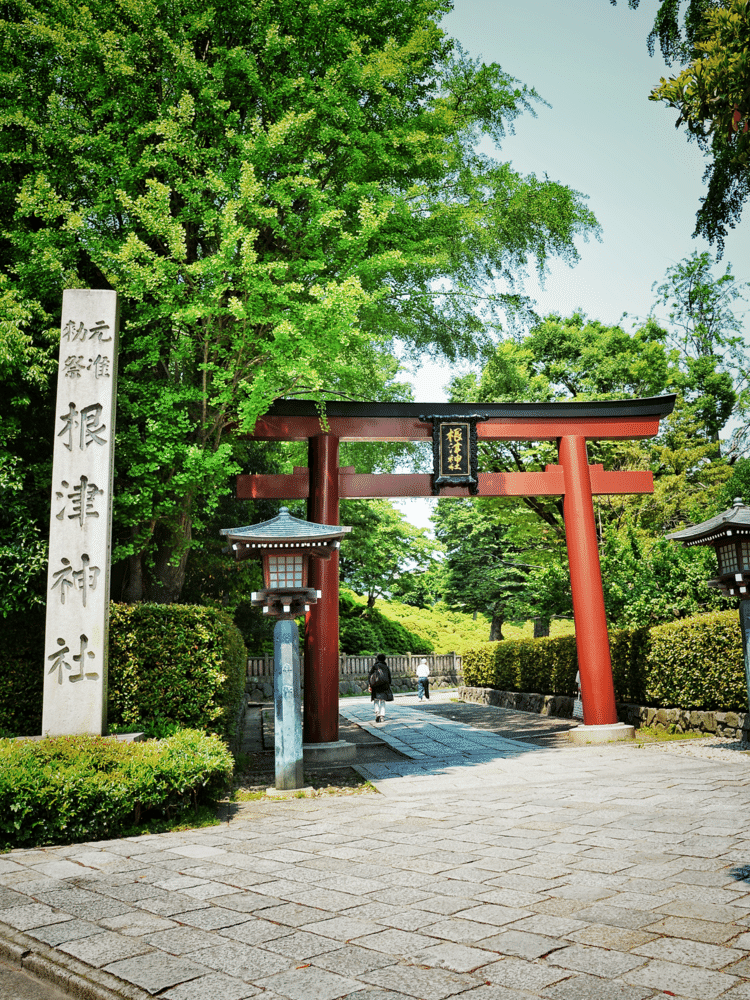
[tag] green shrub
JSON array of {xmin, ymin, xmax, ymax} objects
[
  {"xmin": 372, "ymin": 597, "xmax": 491, "ymax": 653},
  {"xmin": 0, "ymin": 609, "xmax": 45, "ymax": 737},
  {"xmin": 645, "ymin": 611, "xmax": 745, "ymax": 710},
  {"xmin": 339, "ymin": 593, "xmax": 432, "ymax": 654},
  {"xmin": 0, "ymin": 729, "xmax": 233, "ymax": 849},
  {"xmin": 464, "ymin": 633, "xmax": 578, "ymax": 696},
  {"xmin": 108, "ymin": 604, "xmax": 247, "ymax": 744},
  {"xmin": 462, "ymin": 609, "xmax": 747, "ymax": 711},
  {"xmin": 0, "ymin": 604, "xmax": 247, "ymax": 741}
]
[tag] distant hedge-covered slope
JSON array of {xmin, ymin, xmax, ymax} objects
[{"xmin": 369, "ymin": 596, "xmax": 491, "ymax": 654}]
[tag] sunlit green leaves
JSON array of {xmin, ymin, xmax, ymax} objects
[
  {"xmin": 647, "ymin": 0, "xmax": 750, "ymax": 244},
  {"xmin": 0, "ymin": 0, "xmax": 600, "ymax": 599}
]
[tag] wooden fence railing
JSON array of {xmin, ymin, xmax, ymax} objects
[{"xmin": 247, "ymin": 651, "xmax": 462, "ymax": 679}]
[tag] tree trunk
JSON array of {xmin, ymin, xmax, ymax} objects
[
  {"xmin": 121, "ymin": 525, "xmax": 151, "ymax": 602},
  {"xmin": 122, "ymin": 552, "xmax": 144, "ymax": 602},
  {"xmin": 146, "ymin": 512, "xmax": 192, "ymax": 604},
  {"xmin": 533, "ymin": 617, "xmax": 550, "ymax": 638},
  {"xmin": 489, "ymin": 609, "xmax": 504, "ymax": 641}
]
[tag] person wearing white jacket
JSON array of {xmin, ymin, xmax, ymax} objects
[{"xmin": 416, "ymin": 658, "xmax": 430, "ymax": 701}]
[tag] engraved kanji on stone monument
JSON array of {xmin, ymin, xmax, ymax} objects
[{"xmin": 43, "ymin": 290, "xmax": 119, "ymax": 736}]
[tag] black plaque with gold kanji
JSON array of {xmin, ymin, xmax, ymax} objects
[
  {"xmin": 420, "ymin": 412, "xmax": 487, "ymax": 494},
  {"xmin": 440, "ymin": 423, "xmax": 469, "ymax": 477}
]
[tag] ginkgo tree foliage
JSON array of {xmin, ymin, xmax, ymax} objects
[
  {"xmin": 615, "ymin": 0, "xmax": 750, "ymax": 246},
  {"xmin": 0, "ymin": 0, "xmax": 599, "ymax": 606}
]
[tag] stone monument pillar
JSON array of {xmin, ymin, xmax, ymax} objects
[
  {"xmin": 42, "ymin": 290, "xmax": 119, "ymax": 736},
  {"xmin": 273, "ymin": 619, "xmax": 304, "ymax": 790}
]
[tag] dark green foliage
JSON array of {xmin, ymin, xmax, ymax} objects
[
  {"xmin": 0, "ymin": 729, "xmax": 233, "ymax": 849},
  {"xmin": 108, "ymin": 604, "xmax": 247, "ymax": 743},
  {"xmin": 610, "ymin": 626, "xmax": 651, "ymax": 704},
  {"xmin": 0, "ymin": 608, "xmax": 45, "ymax": 737},
  {"xmin": 464, "ymin": 610, "xmax": 746, "ymax": 711},
  {"xmin": 646, "ymin": 611, "xmax": 746, "ymax": 710},
  {"xmin": 232, "ymin": 600, "xmax": 277, "ymax": 656},
  {"xmin": 601, "ymin": 531, "xmax": 728, "ymax": 629},
  {"xmin": 339, "ymin": 593, "xmax": 433, "ymax": 655}
]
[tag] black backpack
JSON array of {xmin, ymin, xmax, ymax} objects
[{"xmin": 370, "ymin": 662, "xmax": 388, "ymax": 687}]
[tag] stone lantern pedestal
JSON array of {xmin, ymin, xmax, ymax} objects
[{"xmin": 221, "ymin": 507, "xmax": 353, "ymax": 789}]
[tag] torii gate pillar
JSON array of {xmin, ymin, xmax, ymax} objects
[
  {"xmin": 304, "ymin": 435, "xmax": 341, "ymax": 743},
  {"xmin": 559, "ymin": 435, "xmax": 618, "ymax": 725}
]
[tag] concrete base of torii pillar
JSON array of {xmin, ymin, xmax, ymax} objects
[{"xmin": 568, "ymin": 722, "xmax": 635, "ymax": 744}]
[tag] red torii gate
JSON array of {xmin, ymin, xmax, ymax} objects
[{"xmin": 238, "ymin": 395, "xmax": 675, "ymax": 743}]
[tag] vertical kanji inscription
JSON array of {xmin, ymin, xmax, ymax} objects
[{"xmin": 43, "ymin": 290, "xmax": 119, "ymax": 736}]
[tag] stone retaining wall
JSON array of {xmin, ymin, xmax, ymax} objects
[
  {"xmin": 459, "ymin": 686, "xmax": 750, "ymax": 740},
  {"xmin": 338, "ymin": 671, "xmax": 462, "ymax": 698},
  {"xmin": 247, "ymin": 671, "xmax": 462, "ymax": 703}
]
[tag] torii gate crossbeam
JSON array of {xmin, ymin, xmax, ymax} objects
[{"xmin": 238, "ymin": 396, "xmax": 676, "ymax": 744}]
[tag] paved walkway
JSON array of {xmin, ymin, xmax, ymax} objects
[
  {"xmin": 3, "ymin": 700, "xmax": 750, "ymax": 1000},
  {"xmin": 340, "ymin": 696, "xmax": 556, "ymax": 794}
]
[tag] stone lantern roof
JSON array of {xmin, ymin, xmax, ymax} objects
[
  {"xmin": 666, "ymin": 499, "xmax": 750, "ymax": 548},
  {"xmin": 221, "ymin": 507, "xmax": 351, "ymax": 549}
]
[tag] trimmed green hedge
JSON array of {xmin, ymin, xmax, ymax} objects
[
  {"xmin": 0, "ymin": 729, "xmax": 233, "ymax": 849},
  {"xmin": 108, "ymin": 604, "xmax": 247, "ymax": 743},
  {"xmin": 463, "ymin": 635, "xmax": 579, "ymax": 698},
  {"xmin": 0, "ymin": 603, "xmax": 247, "ymax": 741},
  {"xmin": 462, "ymin": 610, "xmax": 746, "ymax": 711},
  {"xmin": 646, "ymin": 612, "xmax": 746, "ymax": 710}
]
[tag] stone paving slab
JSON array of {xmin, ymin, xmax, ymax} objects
[{"xmin": 5, "ymin": 699, "xmax": 750, "ymax": 999}]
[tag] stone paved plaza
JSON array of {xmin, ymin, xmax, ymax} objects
[{"xmin": 3, "ymin": 697, "xmax": 750, "ymax": 999}]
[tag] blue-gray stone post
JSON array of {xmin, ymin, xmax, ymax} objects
[
  {"xmin": 273, "ymin": 618, "xmax": 303, "ymax": 789},
  {"xmin": 740, "ymin": 600, "xmax": 750, "ymax": 712}
]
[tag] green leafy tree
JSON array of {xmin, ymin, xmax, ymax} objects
[
  {"xmin": 339, "ymin": 500, "xmax": 437, "ymax": 609},
  {"xmin": 432, "ymin": 498, "xmax": 531, "ymax": 640},
  {"xmin": 0, "ymin": 0, "xmax": 599, "ymax": 605},
  {"xmin": 601, "ymin": 523, "xmax": 728, "ymax": 628},
  {"xmin": 389, "ymin": 560, "xmax": 446, "ymax": 609},
  {"xmin": 0, "ymin": 280, "xmax": 55, "ymax": 616},
  {"xmin": 651, "ymin": 250, "xmax": 746, "ymax": 445},
  {"xmin": 615, "ymin": 0, "xmax": 750, "ymax": 245}
]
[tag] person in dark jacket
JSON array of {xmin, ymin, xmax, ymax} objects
[{"xmin": 368, "ymin": 653, "xmax": 392, "ymax": 723}]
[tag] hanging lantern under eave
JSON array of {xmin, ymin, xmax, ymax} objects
[{"xmin": 220, "ymin": 506, "xmax": 351, "ymax": 619}]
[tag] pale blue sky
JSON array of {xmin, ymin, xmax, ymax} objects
[
  {"xmin": 409, "ymin": 0, "xmax": 750, "ymax": 400},
  {"xmin": 400, "ymin": 0, "xmax": 750, "ymax": 527}
]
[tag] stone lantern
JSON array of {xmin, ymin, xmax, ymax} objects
[
  {"xmin": 222, "ymin": 506, "xmax": 351, "ymax": 619},
  {"xmin": 221, "ymin": 507, "xmax": 351, "ymax": 790},
  {"xmin": 666, "ymin": 497, "xmax": 750, "ymax": 708}
]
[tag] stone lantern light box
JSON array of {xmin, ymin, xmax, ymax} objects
[
  {"xmin": 666, "ymin": 498, "xmax": 750, "ymax": 599},
  {"xmin": 220, "ymin": 506, "xmax": 351, "ymax": 618}
]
